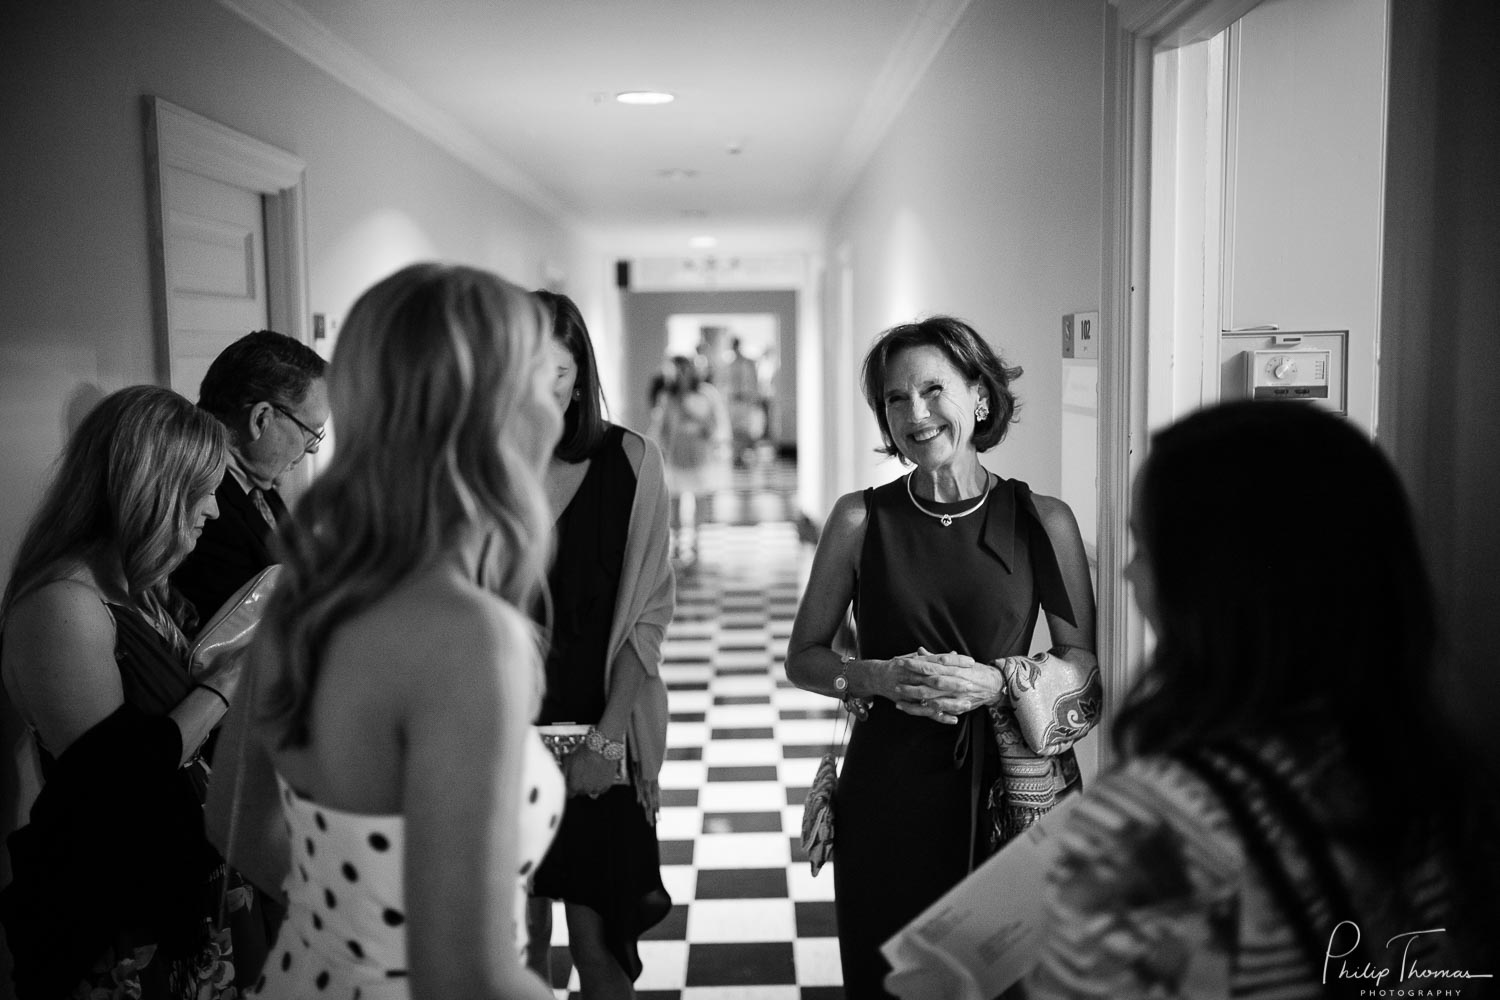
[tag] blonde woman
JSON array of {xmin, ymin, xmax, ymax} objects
[
  {"xmin": 243, "ymin": 264, "xmax": 564, "ymax": 999},
  {"xmin": 0, "ymin": 385, "xmax": 239, "ymax": 999}
]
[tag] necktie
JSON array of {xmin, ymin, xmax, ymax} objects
[{"xmin": 249, "ymin": 487, "xmax": 277, "ymax": 531}]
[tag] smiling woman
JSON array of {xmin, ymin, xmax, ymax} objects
[{"xmin": 786, "ymin": 315, "xmax": 1101, "ymax": 998}]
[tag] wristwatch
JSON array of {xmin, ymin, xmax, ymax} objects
[
  {"xmin": 584, "ymin": 727, "xmax": 626, "ymax": 762},
  {"xmin": 835, "ymin": 654, "xmax": 871, "ymax": 720},
  {"xmin": 835, "ymin": 652, "xmax": 854, "ymax": 694}
]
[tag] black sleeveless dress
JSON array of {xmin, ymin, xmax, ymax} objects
[
  {"xmin": 532, "ymin": 425, "xmax": 671, "ymax": 980},
  {"xmin": 832, "ymin": 475, "xmax": 1076, "ymax": 998}
]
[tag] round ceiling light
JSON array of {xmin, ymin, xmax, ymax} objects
[
  {"xmin": 616, "ymin": 91, "xmax": 675, "ymax": 105},
  {"xmin": 689, "ymin": 235, "xmax": 718, "ymax": 249}
]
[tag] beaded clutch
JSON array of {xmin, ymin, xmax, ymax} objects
[{"xmin": 535, "ymin": 723, "xmax": 628, "ymax": 783}]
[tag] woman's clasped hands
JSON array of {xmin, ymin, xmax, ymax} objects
[{"xmin": 876, "ymin": 647, "xmax": 1008, "ymax": 724}]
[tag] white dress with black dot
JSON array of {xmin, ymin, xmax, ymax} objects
[{"xmin": 248, "ymin": 730, "xmax": 564, "ymax": 998}]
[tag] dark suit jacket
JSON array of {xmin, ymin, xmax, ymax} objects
[{"xmin": 172, "ymin": 471, "xmax": 285, "ymax": 628}]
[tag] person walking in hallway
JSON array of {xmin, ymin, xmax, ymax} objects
[
  {"xmin": 649, "ymin": 355, "xmax": 730, "ymax": 567},
  {"xmin": 172, "ymin": 330, "xmax": 328, "ymax": 628},
  {"xmin": 725, "ymin": 337, "xmax": 766, "ymax": 469}
]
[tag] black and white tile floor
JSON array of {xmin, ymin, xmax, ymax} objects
[{"xmin": 545, "ymin": 460, "xmax": 849, "ymax": 999}]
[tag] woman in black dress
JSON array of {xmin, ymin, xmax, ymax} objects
[
  {"xmin": 527, "ymin": 291, "xmax": 675, "ymax": 999},
  {"xmin": 787, "ymin": 317, "xmax": 1100, "ymax": 998},
  {"xmin": 0, "ymin": 386, "xmax": 245, "ymax": 999}
]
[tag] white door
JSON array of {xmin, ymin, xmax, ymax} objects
[{"xmin": 163, "ymin": 166, "xmax": 269, "ymax": 402}]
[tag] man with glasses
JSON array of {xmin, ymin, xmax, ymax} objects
[{"xmin": 173, "ymin": 329, "xmax": 328, "ymax": 627}]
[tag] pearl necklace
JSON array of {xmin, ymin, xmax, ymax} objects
[{"xmin": 905, "ymin": 471, "xmax": 992, "ymax": 526}]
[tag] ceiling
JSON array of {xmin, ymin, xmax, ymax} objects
[{"xmin": 224, "ymin": 0, "xmax": 974, "ymax": 234}]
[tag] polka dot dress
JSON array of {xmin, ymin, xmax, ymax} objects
[{"xmin": 249, "ymin": 731, "xmax": 564, "ymax": 998}]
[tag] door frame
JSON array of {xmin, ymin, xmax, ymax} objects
[
  {"xmin": 1096, "ymin": 0, "xmax": 1263, "ymax": 767},
  {"xmin": 144, "ymin": 97, "xmax": 310, "ymax": 388}
]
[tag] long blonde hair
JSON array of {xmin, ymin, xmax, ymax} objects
[
  {"xmin": 0, "ymin": 385, "xmax": 228, "ymax": 644},
  {"xmin": 259, "ymin": 263, "xmax": 556, "ymax": 747}
]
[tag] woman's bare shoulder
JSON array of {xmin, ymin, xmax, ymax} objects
[
  {"xmin": 1028, "ymin": 491, "xmax": 1082, "ymax": 534},
  {"xmin": 2, "ymin": 574, "xmax": 122, "ymax": 738},
  {"xmin": 803, "ymin": 491, "xmax": 869, "ymax": 568},
  {"xmin": 824, "ymin": 490, "xmax": 870, "ymax": 535},
  {"xmin": 5, "ymin": 575, "xmax": 114, "ymax": 641}
]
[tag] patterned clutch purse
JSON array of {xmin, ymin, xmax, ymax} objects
[
  {"xmin": 535, "ymin": 723, "xmax": 628, "ymax": 783},
  {"xmin": 996, "ymin": 650, "xmax": 1102, "ymax": 755}
]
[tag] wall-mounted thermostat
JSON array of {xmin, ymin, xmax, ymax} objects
[
  {"xmin": 1220, "ymin": 330, "xmax": 1348, "ymax": 414},
  {"xmin": 1246, "ymin": 348, "xmax": 1332, "ymax": 400}
]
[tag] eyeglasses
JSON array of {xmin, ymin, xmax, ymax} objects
[{"xmin": 270, "ymin": 403, "xmax": 326, "ymax": 453}]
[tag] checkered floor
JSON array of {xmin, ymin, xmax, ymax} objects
[{"xmin": 544, "ymin": 460, "xmax": 849, "ymax": 999}]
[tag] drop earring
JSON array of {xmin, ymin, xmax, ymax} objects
[{"xmin": 975, "ymin": 399, "xmax": 990, "ymax": 422}]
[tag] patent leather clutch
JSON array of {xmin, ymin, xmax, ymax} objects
[{"xmin": 189, "ymin": 564, "xmax": 282, "ymax": 680}]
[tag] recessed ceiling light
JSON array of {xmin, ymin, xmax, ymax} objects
[
  {"xmin": 689, "ymin": 235, "xmax": 718, "ymax": 249},
  {"xmin": 616, "ymin": 91, "xmax": 675, "ymax": 105}
]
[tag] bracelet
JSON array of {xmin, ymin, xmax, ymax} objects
[{"xmin": 584, "ymin": 727, "xmax": 626, "ymax": 762}]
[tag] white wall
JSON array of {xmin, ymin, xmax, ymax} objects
[
  {"xmin": 0, "ymin": 0, "xmax": 578, "ymax": 583},
  {"xmin": 822, "ymin": 0, "xmax": 1107, "ymax": 508},
  {"xmin": 1220, "ymin": 0, "xmax": 1389, "ymax": 431}
]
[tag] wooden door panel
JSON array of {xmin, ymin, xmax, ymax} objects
[{"xmin": 164, "ymin": 166, "xmax": 268, "ymax": 400}]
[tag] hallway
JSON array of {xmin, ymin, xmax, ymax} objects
[{"xmin": 543, "ymin": 461, "xmax": 848, "ymax": 999}]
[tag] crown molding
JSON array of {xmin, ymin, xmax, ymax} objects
[
  {"xmin": 813, "ymin": 0, "xmax": 975, "ymax": 223},
  {"xmin": 1110, "ymin": 0, "xmax": 1262, "ymax": 48},
  {"xmin": 217, "ymin": 0, "xmax": 573, "ymax": 224}
]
